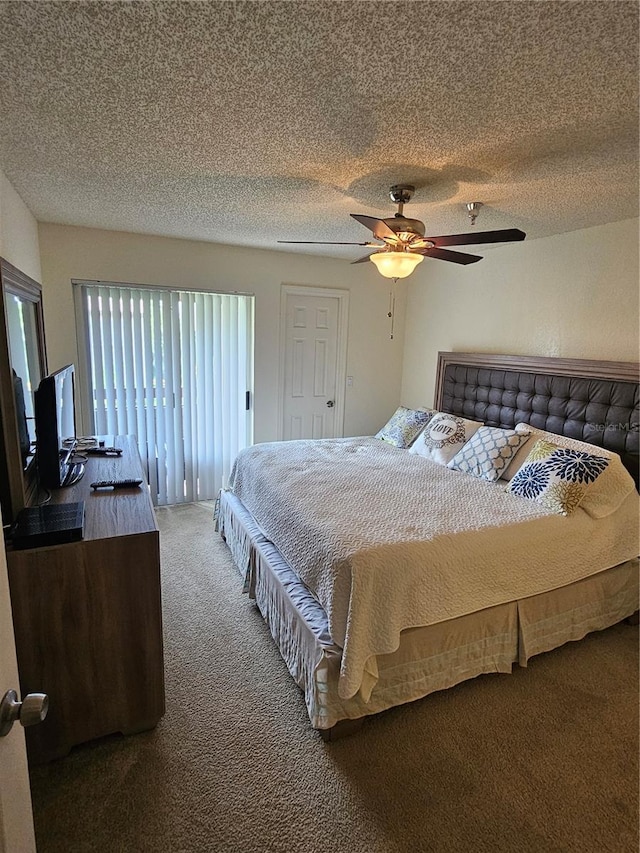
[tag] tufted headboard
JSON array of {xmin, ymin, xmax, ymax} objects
[{"xmin": 434, "ymin": 352, "xmax": 640, "ymax": 487}]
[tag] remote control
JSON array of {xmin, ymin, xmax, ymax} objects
[
  {"xmin": 86, "ymin": 447, "xmax": 123, "ymax": 456},
  {"xmin": 90, "ymin": 479, "xmax": 143, "ymax": 490}
]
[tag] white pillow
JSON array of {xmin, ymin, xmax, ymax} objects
[
  {"xmin": 409, "ymin": 412, "xmax": 482, "ymax": 466},
  {"xmin": 503, "ymin": 425, "xmax": 637, "ymax": 518}
]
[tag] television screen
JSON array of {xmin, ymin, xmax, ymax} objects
[
  {"xmin": 34, "ymin": 364, "xmax": 84, "ymax": 489},
  {"xmin": 55, "ymin": 366, "xmax": 75, "ymax": 447}
]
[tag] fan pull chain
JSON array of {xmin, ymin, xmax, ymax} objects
[{"xmin": 388, "ymin": 279, "xmax": 397, "ymax": 339}]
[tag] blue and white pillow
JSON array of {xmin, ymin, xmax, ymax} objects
[
  {"xmin": 447, "ymin": 425, "xmax": 531, "ymax": 482},
  {"xmin": 506, "ymin": 439, "xmax": 610, "ymax": 515},
  {"xmin": 376, "ymin": 406, "xmax": 435, "ymax": 449}
]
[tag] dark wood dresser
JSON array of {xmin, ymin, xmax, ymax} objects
[{"xmin": 6, "ymin": 435, "xmax": 165, "ymax": 764}]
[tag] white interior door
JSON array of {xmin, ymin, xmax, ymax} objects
[
  {"xmin": 0, "ymin": 527, "xmax": 36, "ymax": 853},
  {"xmin": 280, "ymin": 287, "xmax": 349, "ymax": 440}
]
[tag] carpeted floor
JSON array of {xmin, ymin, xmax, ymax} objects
[{"xmin": 29, "ymin": 501, "xmax": 639, "ymax": 853}]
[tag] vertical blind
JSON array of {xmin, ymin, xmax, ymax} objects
[{"xmin": 76, "ymin": 283, "xmax": 254, "ymax": 506}]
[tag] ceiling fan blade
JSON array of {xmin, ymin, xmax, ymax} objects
[
  {"xmin": 351, "ymin": 253, "xmax": 376, "ymax": 265},
  {"xmin": 277, "ymin": 240, "xmax": 377, "ymax": 246},
  {"xmin": 417, "ymin": 247, "xmax": 483, "ymax": 265},
  {"xmin": 350, "ymin": 214, "xmax": 398, "ymax": 242},
  {"xmin": 424, "ymin": 228, "xmax": 526, "ymax": 247}
]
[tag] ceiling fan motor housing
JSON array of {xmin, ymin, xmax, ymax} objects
[
  {"xmin": 386, "ymin": 185, "xmax": 425, "ymax": 239},
  {"xmin": 383, "ymin": 215, "xmax": 426, "ymax": 238}
]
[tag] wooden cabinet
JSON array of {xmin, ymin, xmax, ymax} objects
[{"xmin": 6, "ymin": 436, "xmax": 165, "ymax": 764}]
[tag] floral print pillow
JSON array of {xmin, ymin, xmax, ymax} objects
[
  {"xmin": 506, "ymin": 439, "xmax": 610, "ymax": 515},
  {"xmin": 376, "ymin": 406, "xmax": 436, "ymax": 448}
]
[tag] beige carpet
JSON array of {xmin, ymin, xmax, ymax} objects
[{"xmin": 30, "ymin": 501, "xmax": 639, "ymax": 853}]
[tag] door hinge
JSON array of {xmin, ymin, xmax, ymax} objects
[{"xmin": 245, "ymin": 391, "xmax": 251, "ymax": 411}]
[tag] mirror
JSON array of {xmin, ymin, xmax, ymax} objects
[
  {"xmin": 6, "ymin": 290, "xmax": 42, "ymax": 466},
  {"xmin": 0, "ymin": 257, "xmax": 47, "ymax": 525}
]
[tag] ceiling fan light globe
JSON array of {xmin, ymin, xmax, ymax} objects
[{"xmin": 370, "ymin": 251, "xmax": 424, "ymax": 279}]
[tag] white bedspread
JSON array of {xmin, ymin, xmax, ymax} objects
[{"xmin": 228, "ymin": 437, "xmax": 639, "ymax": 700}]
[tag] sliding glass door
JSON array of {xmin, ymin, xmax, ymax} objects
[{"xmin": 75, "ymin": 282, "xmax": 253, "ymax": 505}]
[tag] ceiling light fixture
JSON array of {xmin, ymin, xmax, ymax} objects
[
  {"xmin": 466, "ymin": 201, "xmax": 483, "ymax": 226},
  {"xmin": 369, "ymin": 251, "xmax": 424, "ymax": 279}
]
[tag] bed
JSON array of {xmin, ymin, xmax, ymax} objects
[{"xmin": 216, "ymin": 352, "xmax": 639, "ymax": 738}]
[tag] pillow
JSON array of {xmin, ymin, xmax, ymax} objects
[
  {"xmin": 375, "ymin": 406, "xmax": 436, "ymax": 448},
  {"xmin": 447, "ymin": 425, "xmax": 531, "ymax": 482},
  {"xmin": 408, "ymin": 412, "xmax": 482, "ymax": 465},
  {"xmin": 502, "ymin": 425, "xmax": 637, "ymax": 518},
  {"xmin": 506, "ymin": 439, "xmax": 610, "ymax": 515},
  {"xmin": 504, "ymin": 426, "xmax": 611, "ymax": 480}
]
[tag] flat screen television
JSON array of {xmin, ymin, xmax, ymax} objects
[{"xmin": 34, "ymin": 364, "xmax": 85, "ymax": 489}]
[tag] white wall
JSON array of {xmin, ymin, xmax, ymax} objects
[
  {"xmin": 0, "ymin": 168, "xmax": 41, "ymax": 281},
  {"xmin": 37, "ymin": 224, "xmax": 407, "ymax": 443},
  {"xmin": 401, "ymin": 218, "xmax": 640, "ymax": 408}
]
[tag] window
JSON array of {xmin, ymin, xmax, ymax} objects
[{"xmin": 75, "ymin": 282, "xmax": 253, "ymax": 505}]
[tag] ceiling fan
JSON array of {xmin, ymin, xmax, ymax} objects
[{"xmin": 278, "ymin": 185, "xmax": 526, "ymax": 279}]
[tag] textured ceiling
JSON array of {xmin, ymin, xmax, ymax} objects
[{"xmin": 0, "ymin": 1, "xmax": 638, "ymax": 260}]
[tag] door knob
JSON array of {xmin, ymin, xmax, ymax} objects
[
  {"xmin": 326, "ymin": 400, "xmax": 335, "ymax": 408},
  {"xmin": 0, "ymin": 689, "xmax": 49, "ymax": 737}
]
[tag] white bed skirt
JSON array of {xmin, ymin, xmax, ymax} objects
[{"xmin": 216, "ymin": 489, "xmax": 639, "ymax": 731}]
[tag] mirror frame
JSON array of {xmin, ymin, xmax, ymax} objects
[{"xmin": 0, "ymin": 257, "xmax": 47, "ymax": 526}]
